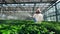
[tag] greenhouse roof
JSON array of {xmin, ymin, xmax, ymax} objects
[
  {"xmin": 0, "ymin": 0, "xmax": 57, "ymax": 3},
  {"xmin": 0, "ymin": 0, "xmax": 57, "ymax": 11},
  {"xmin": 0, "ymin": 0, "xmax": 58, "ymax": 20}
]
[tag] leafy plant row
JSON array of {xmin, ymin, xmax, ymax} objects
[{"xmin": 0, "ymin": 20, "xmax": 60, "ymax": 34}]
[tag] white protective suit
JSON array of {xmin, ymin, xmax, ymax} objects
[
  {"xmin": 29, "ymin": 8, "xmax": 44, "ymax": 23},
  {"xmin": 33, "ymin": 13, "xmax": 43, "ymax": 23},
  {"xmin": 33, "ymin": 8, "xmax": 43, "ymax": 23}
]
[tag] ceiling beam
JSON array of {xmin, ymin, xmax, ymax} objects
[
  {"xmin": 0, "ymin": 0, "xmax": 57, "ymax": 4},
  {"xmin": 12, "ymin": 0, "xmax": 17, "ymax": 3}
]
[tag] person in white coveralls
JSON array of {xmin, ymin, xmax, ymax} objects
[{"xmin": 29, "ymin": 8, "xmax": 44, "ymax": 23}]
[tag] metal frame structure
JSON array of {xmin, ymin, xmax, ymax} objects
[
  {"xmin": 0, "ymin": 0, "xmax": 57, "ymax": 4},
  {"xmin": 43, "ymin": 1, "xmax": 60, "ymax": 22},
  {"xmin": 0, "ymin": 0, "xmax": 58, "ymax": 20}
]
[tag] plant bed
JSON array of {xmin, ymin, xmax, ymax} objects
[{"xmin": 0, "ymin": 20, "xmax": 60, "ymax": 34}]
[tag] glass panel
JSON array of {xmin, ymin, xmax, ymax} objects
[
  {"xmin": 53, "ymin": 16, "xmax": 56, "ymax": 21},
  {"xmin": 48, "ymin": 6, "xmax": 55, "ymax": 14},
  {"xmin": 50, "ymin": 16, "xmax": 56, "ymax": 21},
  {"xmin": 57, "ymin": 2, "xmax": 60, "ymax": 14},
  {"xmin": 46, "ymin": 6, "xmax": 55, "ymax": 16},
  {"xmin": 58, "ymin": 15, "xmax": 60, "ymax": 22},
  {"xmin": 47, "ymin": 17, "xmax": 51, "ymax": 21},
  {"xmin": 46, "ymin": 16, "xmax": 56, "ymax": 21}
]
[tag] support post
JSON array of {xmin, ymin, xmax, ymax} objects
[{"xmin": 55, "ymin": 3, "xmax": 58, "ymax": 22}]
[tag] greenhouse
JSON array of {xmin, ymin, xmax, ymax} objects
[{"xmin": 0, "ymin": 0, "xmax": 60, "ymax": 34}]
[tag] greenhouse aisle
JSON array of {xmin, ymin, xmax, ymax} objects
[{"xmin": 0, "ymin": 0, "xmax": 60, "ymax": 34}]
